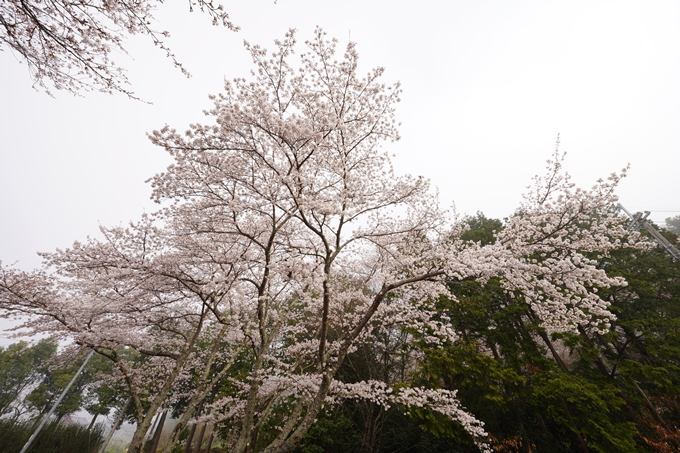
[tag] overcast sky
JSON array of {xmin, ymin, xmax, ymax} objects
[{"xmin": 1, "ymin": 1, "xmax": 679, "ymax": 344}]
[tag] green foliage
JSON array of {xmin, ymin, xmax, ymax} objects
[
  {"xmin": 293, "ymin": 406, "xmax": 361, "ymax": 453},
  {"xmin": 80, "ymin": 353, "xmax": 122, "ymax": 420},
  {"xmin": 460, "ymin": 212, "xmax": 503, "ymax": 246},
  {"xmin": 594, "ymin": 229, "xmax": 680, "ymax": 450},
  {"xmin": 0, "ymin": 340, "xmax": 129, "ymax": 433},
  {"xmin": 0, "ymin": 339, "xmax": 57, "ymax": 419},
  {"xmin": 294, "ymin": 319, "xmax": 473, "ymax": 452},
  {"xmin": 294, "ymin": 403, "xmax": 460, "ymax": 453},
  {"xmin": 24, "ymin": 350, "xmax": 94, "ymax": 421},
  {"xmin": 0, "ymin": 418, "xmax": 104, "ymax": 453},
  {"xmin": 414, "ymin": 213, "xmax": 680, "ymax": 452},
  {"xmin": 530, "ymin": 373, "xmax": 637, "ymax": 452}
]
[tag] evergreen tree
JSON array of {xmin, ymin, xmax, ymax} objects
[
  {"xmin": 0, "ymin": 339, "xmax": 57, "ymax": 420},
  {"xmin": 665, "ymin": 215, "xmax": 680, "ymax": 235},
  {"xmin": 416, "ymin": 213, "xmax": 680, "ymax": 452}
]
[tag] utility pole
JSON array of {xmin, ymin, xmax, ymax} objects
[
  {"xmin": 20, "ymin": 350, "xmax": 95, "ymax": 453},
  {"xmin": 617, "ymin": 203, "xmax": 680, "ymax": 260}
]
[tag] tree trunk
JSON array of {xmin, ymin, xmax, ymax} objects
[
  {"xmin": 233, "ymin": 348, "xmax": 268, "ymax": 453},
  {"xmin": 161, "ymin": 345, "xmax": 242, "ymax": 452},
  {"xmin": 183, "ymin": 423, "xmax": 197, "ymax": 453},
  {"xmin": 149, "ymin": 409, "xmax": 167, "ymax": 453},
  {"xmin": 205, "ymin": 429, "xmax": 215, "ymax": 453},
  {"xmin": 143, "ymin": 412, "xmax": 161, "ymax": 448},
  {"xmin": 531, "ymin": 318, "xmax": 589, "ymax": 452},
  {"xmin": 359, "ymin": 403, "xmax": 384, "ymax": 453},
  {"xmin": 98, "ymin": 398, "xmax": 130, "ymax": 453},
  {"xmin": 193, "ymin": 423, "xmax": 207, "ymax": 453},
  {"xmin": 87, "ymin": 413, "xmax": 99, "ymax": 431},
  {"xmin": 128, "ymin": 413, "xmax": 157, "ymax": 453},
  {"xmin": 125, "ymin": 308, "xmax": 209, "ymax": 453},
  {"xmin": 557, "ymin": 397, "xmax": 589, "ymax": 453}
]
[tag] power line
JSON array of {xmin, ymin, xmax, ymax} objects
[{"xmin": 627, "ymin": 209, "xmax": 680, "ymax": 213}]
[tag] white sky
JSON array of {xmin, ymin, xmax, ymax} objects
[{"xmin": 1, "ymin": 0, "xmax": 679, "ymax": 282}]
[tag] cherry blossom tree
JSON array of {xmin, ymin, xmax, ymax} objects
[
  {"xmin": 0, "ymin": 214, "xmax": 250, "ymax": 451},
  {"xmin": 1, "ymin": 0, "xmax": 236, "ymax": 97},
  {"xmin": 0, "ymin": 29, "xmax": 643, "ymax": 453}
]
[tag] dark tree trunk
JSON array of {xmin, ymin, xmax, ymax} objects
[
  {"xmin": 87, "ymin": 413, "xmax": 99, "ymax": 431},
  {"xmin": 193, "ymin": 423, "xmax": 207, "ymax": 453},
  {"xmin": 205, "ymin": 429, "xmax": 215, "ymax": 453},
  {"xmin": 184, "ymin": 423, "xmax": 197, "ymax": 453},
  {"xmin": 148, "ymin": 409, "xmax": 167, "ymax": 453}
]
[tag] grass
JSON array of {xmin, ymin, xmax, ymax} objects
[{"xmin": 0, "ymin": 418, "xmax": 104, "ymax": 453}]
